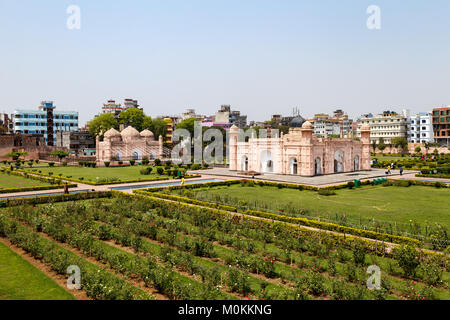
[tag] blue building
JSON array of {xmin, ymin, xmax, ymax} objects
[{"xmin": 14, "ymin": 101, "xmax": 78, "ymax": 145}]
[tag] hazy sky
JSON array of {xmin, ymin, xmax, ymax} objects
[{"xmin": 1, "ymin": 0, "xmax": 450, "ymax": 126}]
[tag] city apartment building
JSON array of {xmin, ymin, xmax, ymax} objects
[
  {"xmin": 102, "ymin": 99, "xmax": 142, "ymax": 119},
  {"xmin": 356, "ymin": 111, "xmax": 410, "ymax": 144},
  {"xmin": 215, "ymin": 105, "xmax": 247, "ymax": 128},
  {"xmin": 55, "ymin": 130, "xmax": 96, "ymax": 156},
  {"xmin": 432, "ymin": 106, "xmax": 450, "ymax": 146},
  {"xmin": 14, "ymin": 101, "xmax": 78, "ymax": 146},
  {"xmin": 309, "ymin": 110, "xmax": 353, "ymax": 137},
  {"xmin": 409, "ymin": 112, "xmax": 434, "ymax": 144}
]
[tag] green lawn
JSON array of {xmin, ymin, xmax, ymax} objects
[
  {"xmin": 25, "ymin": 166, "xmax": 173, "ymax": 184},
  {"xmin": 0, "ymin": 173, "xmax": 49, "ymax": 189},
  {"xmin": 181, "ymin": 184, "xmax": 450, "ymax": 229},
  {"xmin": 0, "ymin": 242, "xmax": 76, "ymax": 300},
  {"xmin": 371, "ymin": 155, "xmax": 415, "ymax": 162}
]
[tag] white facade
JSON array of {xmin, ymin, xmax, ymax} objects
[
  {"xmin": 409, "ymin": 112, "xmax": 434, "ymax": 143},
  {"xmin": 356, "ymin": 112, "xmax": 410, "ymax": 144}
]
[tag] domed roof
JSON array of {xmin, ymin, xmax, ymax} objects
[
  {"xmin": 121, "ymin": 126, "xmax": 140, "ymax": 138},
  {"xmin": 302, "ymin": 121, "xmax": 313, "ymax": 129},
  {"xmin": 140, "ymin": 129, "xmax": 154, "ymax": 137},
  {"xmin": 290, "ymin": 116, "xmax": 306, "ymax": 128},
  {"xmin": 104, "ymin": 128, "xmax": 120, "ymax": 138},
  {"xmin": 230, "ymin": 125, "xmax": 239, "ymax": 132}
]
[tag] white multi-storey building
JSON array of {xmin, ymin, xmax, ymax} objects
[
  {"xmin": 356, "ymin": 110, "xmax": 410, "ymax": 144},
  {"xmin": 409, "ymin": 112, "xmax": 434, "ymax": 143}
]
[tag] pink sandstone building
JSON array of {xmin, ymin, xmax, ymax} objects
[
  {"xmin": 96, "ymin": 126, "xmax": 163, "ymax": 164},
  {"xmin": 229, "ymin": 122, "xmax": 372, "ymax": 176}
]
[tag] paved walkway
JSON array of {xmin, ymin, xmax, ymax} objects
[{"xmin": 192, "ymin": 168, "xmax": 418, "ymax": 186}]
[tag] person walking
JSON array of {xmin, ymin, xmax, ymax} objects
[
  {"xmin": 63, "ymin": 182, "xmax": 69, "ymax": 195},
  {"xmin": 400, "ymin": 167, "xmax": 404, "ymax": 176},
  {"xmin": 181, "ymin": 177, "xmax": 185, "ymax": 186}
]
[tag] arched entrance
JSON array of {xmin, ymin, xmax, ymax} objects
[
  {"xmin": 115, "ymin": 152, "xmax": 122, "ymax": 161},
  {"xmin": 289, "ymin": 158, "xmax": 298, "ymax": 175},
  {"xmin": 315, "ymin": 157, "xmax": 322, "ymax": 175},
  {"xmin": 260, "ymin": 150, "xmax": 274, "ymax": 173},
  {"xmin": 334, "ymin": 150, "xmax": 345, "ymax": 173},
  {"xmin": 354, "ymin": 155, "xmax": 360, "ymax": 171},
  {"xmin": 241, "ymin": 155, "xmax": 249, "ymax": 172},
  {"xmin": 132, "ymin": 149, "xmax": 142, "ymax": 161}
]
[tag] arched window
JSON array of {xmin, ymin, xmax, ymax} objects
[
  {"xmin": 354, "ymin": 155, "xmax": 360, "ymax": 171},
  {"xmin": 241, "ymin": 156, "xmax": 249, "ymax": 172},
  {"xmin": 315, "ymin": 157, "xmax": 322, "ymax": 176},
  {"xmin": 334, "ymin": 150, "xmax": 345, "ymax": 173}
]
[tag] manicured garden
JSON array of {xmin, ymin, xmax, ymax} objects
[
  {"xmin": 0, "ymin": 242, "xmax": 75, "ymax": 300},
  {"xmin": 1, "ymin": 194, "xmax": 447, "ymax": 300},
  {"xmin": 0, "ymin": 172, "xmax": 49, "ymax": 189},
  {"xmin": 170, "ymin": 183, "xmax": 450, "ymax": 229}
]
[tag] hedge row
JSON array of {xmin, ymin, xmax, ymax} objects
[
  {"xmin": 0, "ymin": 191, "xmax": 112, "ymax": 208},
  {"xmin": 0, "ymin": 184, "xmax": 77, "ymax": 195},
  {"xmin": 416, "ymin": 174, "xmax": 450, "ymax": 180},
  {"xmin": 0, "ymin": 214, "xmax": 152, "ymax": 300},
  {"xmin": 18, "ymin": 169, "xmax": 201, "ymax": 186},
  {"xmin": 0, "ymin": 168, "xmax": 68, "ymax": 186},
  {"xmin": 114, "ymin": 192, "xmax": 448, "ymax": 262},
  {"xmin": 134, "ymin": 187, "xmax": 420, "ymax": 247},
  {"xmin": 134, "ymin": 190, "xmax": 237, "ymax": 212},
  {"xmin": 243, "ymin": 209, "xmax": 421, "ymax": 247}
]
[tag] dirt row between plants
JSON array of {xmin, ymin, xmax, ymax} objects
[{"xmin": 0, "ymin": 237, "xmax": 91, "ymax": 301}]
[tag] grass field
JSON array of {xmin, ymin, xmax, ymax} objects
[
  {"xmin": 0, "ymin": 173, "xmax": 49, "ymax": 189},
  {"xmin": 0, "ymin": 242, "xmax": 75, "ymax": 300},
  {"xmin": 177, "ymin": 184, "xmax": 450, "ymax": 228},
  {"xmin": 25, "ymin": 166, "xmax": 173, "ymax": 183}
]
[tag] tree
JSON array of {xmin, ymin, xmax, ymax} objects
[
  {"xmin": 377, "ymin": 138, "xmax": 386, "ymax": 151},
  {"xmin": 415, "ymin": 146, "xmax": 422, "ymax": 154},
  {"xmin": 50, "ymin": 150, "xmax": 70, "ymax": 162},
  {"xmin": 176, "ymin": 118, "xmax": 198, "ymax": 137},
  {"xmin": 88, "ymin": 113, "xmax": 119, "ymax": 138},
  {"xmin": 120, "ymin": 108, "xmax": 146, "ymax": 132},
  {"xmin": 4, "ymin": 152, "xmax": 28, "ymax": 161},
  {"xmin": 392, "ymin": 137, "xmax": 408, "ymax": 151},
  {"xmin": 143, "ymin": 117, "xmax": 168, "ymax": 140},
  {"xmin": 371, "ymin": 140, "xmax": 378, "ymax": 152}
]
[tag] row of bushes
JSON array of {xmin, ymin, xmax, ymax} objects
[
  {"xmin": 135, "ymin": 190, "xmax": 237, "ymax": 212},
  {"xmin": 243, "ymin": 209, "xmax": 421, "ymax": 247},
  {"xmin": 1, "ymin": 168, "xmax": 61, "ymax": 184},
  {"xmin": 0, "ymin": 191, "xmax": 112, "ymax": 208},
  {"xmin": 0, "ymin": 184, "xmax": 77, "ymax": 195},
  {"xmin": 116, "ymin": 192, "xmax": 449, "ymax": 263},
  {"xmin": 78, "ymin": 161, "xmax": 97, "ymax": 168},
  {"xmin": 0, "ymin": 214, "xmax": 152, "ymax": 300},
  {"xmin": 417, "ymin": 173, "xmax": 450, "ymax": 179}
]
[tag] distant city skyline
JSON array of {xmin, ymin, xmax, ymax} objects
[{"xmin": 1, "ymin": 0, "xmax": 450, "ymax": 126}]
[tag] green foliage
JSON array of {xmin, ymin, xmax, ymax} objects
[
  {"xmin": 393, "ymin": 245, "xmax": 421, "ymax": 277},
  {"xmin": 88, "ymin": 112, "xmax": 119, "ymax": 138}
]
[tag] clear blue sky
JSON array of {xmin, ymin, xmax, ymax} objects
[{"xmin": 1, "ymin": 0, "xmax": 449, "ymax": 126}]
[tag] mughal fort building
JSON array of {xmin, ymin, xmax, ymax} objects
[
  {"xmin": 96, "ymin": 126, "xmax": 163, "ymax": 164},
  {"xmin": 229, "ymin": 121, "xmax": 372, "ymax": 177}
]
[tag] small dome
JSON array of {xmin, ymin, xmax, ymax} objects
[
  {"xmin": 302, "ymin": 121, "xmax": 313, "ymax": 129},
  {"xmin": 121, "ymin": 126, "xmax": 140, "ymax": 138},
  {"xmin": 290, "ymin": 116, "xmax": 306, "ymax": 128},
  {"xmin": 230, "ymin": 125, "xmax": 239, "ymax": 131},
  {"xmin": 361, "ymin": 124, "xmax": 371, "ymax": 131},
  {"xmin": 140, "ymin": 129, "xmax": 154, "ymax": 138},
  {"xmin": 104, "ymin": 128, "xmax": 120, "ymax": 138}
]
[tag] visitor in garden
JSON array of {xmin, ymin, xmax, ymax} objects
[
  {"xmin": 400, "ymin": 167, "xmax": 404, "ymax": 176},
  {"xmin": 63, "ymin": 182, "xmax": 69, "ymax": 195},
  {"xmin": 181, "ymin": 177, "xmax": 185, "ymax": 186}
]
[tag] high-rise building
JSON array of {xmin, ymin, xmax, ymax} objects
[
  {"xmin": 0, "ymin": 113, "xmax": 14, "ymax": 134},
  {"xmin": 432, "ymin": 106, "xmax": 450, "ymax": 146},
  {"xmin": 14, "ymin": 101, "xmax": 78, "ymax": 146},
  {"xmin": 409, "ymin": 112, "xmax": 434, "ymax": 144}
]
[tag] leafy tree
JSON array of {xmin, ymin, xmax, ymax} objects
[
  {"xmin": 88, "ymin": 113, "xmax": 119, "ymax": 138},
  {"xmin": 50, "ymin": 150, "xmax": 70, "ymax": 162},
  {"xmin": 143, "ymin": 117, "xmax": 168, "ymax": 140},
  {"xmin": 393, "ymin": 245, "xmax": 420, "ymax": 277},
  {"xmin": 415, "ymin": 146, "xmax": 422, "ymax": 153},
  {"xmin": 377, "ymin": 138, "xmax": 386, "ymax": 151},
  {"xmin": 4, "ymin": 152, "xmax": 28, "ymax": 161},
  {"xmin": 392, "ymin": 137, "xmax": 408, "ymax": 151},
  {"xmin": 176, "ymin": 118, "xmax": 198, "ymax": 137},
  {"xmin": 371, "ymin": 141, "xmax": 378, "ymax": 152},
  {"xmin": 120, "ymin": 108, "xmax": 146, "ymax": 132}
]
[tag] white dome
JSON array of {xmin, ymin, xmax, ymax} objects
[
  {"xmin": 104, "ymin": 128, "xmax": 120, "ymax": 138},
  {"xmin": 121, "ymin": 126, "xmax": 140, "ymax": 138}
]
